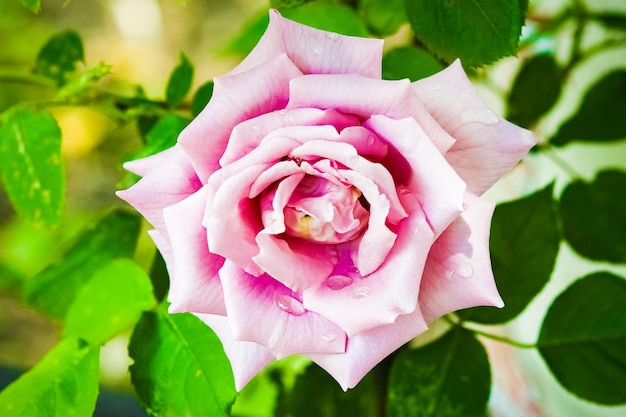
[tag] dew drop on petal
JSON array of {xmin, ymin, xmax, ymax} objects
[
  {"xmin": 326, "ymin": 275, "xmax": 354, "ymax": 291},
  {"xmin": 251, "ymin": 125, "xmax": 260, "ymax": 131},
  {"xmin": 321, "ymin": 330, "xmax": 339, "ymax": 343},
  {"xmin": 397, "ymin": 185, "xmax": 411, "ymax": 195},
  {"xmin": 447, "ymin": 255, "xmax": 474, "ymax": 279},
  {"xmin": 278, "ymin": 109, "xmax": 288, "ymax": 116},
  {"xmin": 313, "ymin": 45, "xmax": 324, "ymax": 55},
  {"xmin": 460, "ymin": 108, "xmax": 498, "ymax": 125},
  {"xmin": 325, "ymin": 32, "xmax": 339, "ymax": 41},
  {"xmin": 276, "ymin": 294, "xmax": 306, "ymax": 316},
  {"xmin": 353, "ymin": 286, "xmax": 370, "ymax": 299}
]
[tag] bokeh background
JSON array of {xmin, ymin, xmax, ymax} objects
[{"xmin": 1, "ymin": 0, "xmax": 626, "ymax": 416}]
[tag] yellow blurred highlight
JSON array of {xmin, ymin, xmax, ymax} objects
[{"xmin": 52, "ymin": 107, "xmax": 113, "ymax": 158}]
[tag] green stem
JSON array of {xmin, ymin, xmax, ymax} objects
[
  {"xmin": 536, "ymin": 143, "xmax": 581, "ymax": 179},
  {"xmin": 0, "ymin": 69, "xmax": 56, "ymax": 88},
  {"xmin": 445, "ymin": 315, "xmax": 537, "ymax": 349}
]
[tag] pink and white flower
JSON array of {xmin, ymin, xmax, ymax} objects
[{"xmin": 118, "ymin": 10, "xmax": 535, "ymax": 390}]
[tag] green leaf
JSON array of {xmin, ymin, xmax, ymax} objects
[
  {"xmin": 191, "ymin": 81, "xmax": 214, "ymax": 117},
  {"xmin": 551, "ymin": 71, "xmax": 626, "ymax": 146},
  {"xmin": 56, "ymin": 61, "xmax": 112, "ymax": 99},
  {"xmin": 538, "ymin": 272, "xmax": 626, "ymax": 405},
  {"xmin": 270, "ymin": 0, "xmax": 315, "ymax": 9},
  {"xmin": 404, "ymin": 0, "xmax": 528, "ymax": 66},
  {"xmin": 18, "ymin": 0, "xmax": 41, "ymax": 13},
  {"xmin": 149, "ymin": 250, "xmax": 170, "ymax": 304},
  {"xmin": 129, "ymin": 304, "xmax": 236, "ymax": 417},
  {"xmin": 35, "ymin": 30, "xmax": 84, "ymax": 86},
  {"xmin": 165, "ymin": 52, "xmax": 194, "ymax": 107},
  {"xmin": 382, "ymin": 46, "xmax": 444, "ymax": 82},
  {"xmin": 131, "ymin": 114, "xmax": 189, "ymax": 161},
  {"xmin": 0, "ymin": 338, "xmax": 99, "ymax": 416},
  {"xmin": 559, "ymin": 170, "xmax": 626, "ymax": 263},
  {"xmin": 222, "ymin": 10, "xmax": 270, "ymax": 56},
  {"xmin": 387, "ymin": 327, "xmax": 491, "ymax": 417},
  {"xmin": 0, "ymin": 107, "xmax": 64, "ymax": 227},
  {"xmin": 24, "ymin": 209, "xmax": 141, "ymax": 318},
  {"xmin": 277, "ymin": 363, "xmax": 378, "ymax": 417},
  {"xmin": 63, "ymin": 259, "xmax": 156, "ymax": 345},
  {"xmin": 358, "ymin": 0, "xmax": 407, "ymax": 36},
  {"xmin": 282, "ymin": 3, "xmax": 369, "ymax": 37},
  {"xmin": 595, "ymin": 13, "xmax": 626, "ymax": 30},
  {"xmin": 507, "ymin": 54, "xmax": 562, "ymax": 128},
  {"xmin": 459, "ymin": 184, "xmax": 560, "ymax": 323}
]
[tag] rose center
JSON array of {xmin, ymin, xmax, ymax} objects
[{"xmin": 282, "ymin": 175, "xmax": 369, "ymax": 243}]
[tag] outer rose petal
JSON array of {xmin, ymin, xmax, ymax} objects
[
  {"xmin": 219, "ymin": 261, "xmax": 347, "ymax": 358},
  {"xmin": 163, "ymin": 186, "xmax": 226, "ymax": 315},
  {"xmin": 194, "ymin": 313, "xmax": 275, "ymax": 391},
  {"xmin": 364, "ymin": 115, "xmax": 465, "ymax": 236},
  {"xmin": 419, "ymin": 192, "xmax": 504, "ymax": 323},
  {"xmin": 231, "ymin": 9, "xmax": 384, "ymax": 78},
  {"xmin": 307, "ymin": 306, "xmax": 428, "ymax": 391},
  {"xmin": 116, "ymin": 145, "xmax": 202, "ymax": 233},
  {"xmin": 179, "ymin": 54, "xmax": 303, "ymax": 181},
  {"xmin": 287, "ymin": 74, "xmax": 456, "ymax": 153},
  {"xmin": 412, "ymin": 59, "xmax": 536, "ymax": 195}
]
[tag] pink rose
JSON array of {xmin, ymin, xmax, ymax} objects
[{"xmin": 117, "ymin": 10, "xmax": 535, "ymax": 390}]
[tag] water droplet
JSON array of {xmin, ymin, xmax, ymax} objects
[
  {"xmin": 321, "ymin": 330, "xmax": 339, "ymax": 343},
  {"xmin": 278, "ymin": 109, "xmax": 288, "ymax": 116},
  {"xmin": 276, "ymin": 294, "xmax": 306, "ymax": 315},
  {"xmin": 367, "ymin": 136, "xmax": 375, "ymax": 145},
  {"xmin": 353, "ymin": 286, "xmax": 370, "ymax": 299},
  {"xmin": 313, "ymin": 45, "xmax": 324, "ymax": 55},
  {"xmin": 460, "ymin": 108, "xmax": 498, "ymax": 125},
  {"xmin": 397, "ymin": 185, "xmax": 411, "ymax": 195},
  {"xmin": 325, "ymin": 32, "xmax": 339, "ymax": 41},
  {"xmin": 326, "ymin": 275, "xmax": 353, "ymax": 291},
  {"xmin": 447, "ymin": 255, "xmax": 473, "ymax": 279},
  {"xmin": 251, "ymin": 125, "xmax": 260, "ymax": 131}
]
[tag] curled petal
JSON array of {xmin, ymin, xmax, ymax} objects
[
  {"xmin": 116, "ymin": 145, "xmax": 202, "ymax": 234},
  {"xmin": 179, "ymin": 54, "xmax": 302, "ymax": 180},
  {"xmin": 194, "ymin": 313, "xmax": 275, "ymax": 391},
  {"xmin": 222, "ymin": 108, "xmax": 359, "ymax": 165},
  {"xmin": 307, "ymin": 306, "xmax": 428, "ymax": 391},
  {"xmin": 254, "ymin": 234, "xmax": 338, "ymax": 292},
  {"xmin": 365, "ymin": 115, "xmax": 465, "ymax": 236},
  {"xmin": 287, "ymin": 74, "xmax": 455, "ymax": 153},
  {"xmin": 232, "ymin": 9, "xmax": 384, "ymax": 78},
  {"xmin": 163, "ymin": 186, "xmax": 226, "ymax": 315},
  {"xmin": 412, "ymin": 59, "xmax": 536, "ymax": 195},
  {"xmin": 419, "ymin": 192, "xmax": 504, "ymax": 323},
  {"xmin": 219, "ymin": 261, "xmax": 347, "ymax": 358},
  {"xmin": 303, "ymin": 194, "xmax": 434, "ymax": 336},
  {"xmin": 204, "ymin": 164, "xmax": 269, "ymax": 276}
]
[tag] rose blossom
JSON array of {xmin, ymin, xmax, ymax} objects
[{"xmin": 117, "ymin": 10, "xmax": 535, "ymax": 390}]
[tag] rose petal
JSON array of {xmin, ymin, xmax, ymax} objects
[
  {"xmin": 116, "ymin": 145, "xmax": 202, "ymax": 233},
  {"xmin": 303, "ymin": 193, "xmax": 434, "ymax": 336},
  {"xmin": 194, "ymin": 313, "xmax": 275, "ymax": 391},
  {"xmin": 307, "ymin": 306, "xmax": 428, "ymax": 391},
  {"xmin": 412, "ymin": 59, "xmax": 536, "ymax": 195},
  {"xmin": 364, "ymin": 115, "xmax": 465, "ymax": 236},
  {"xmin": 221, "ymin": 108, "xmax": 359, "ymax": 166},
  {"xmin": 290, "ymin": 140, "xmax": 407, "ymax": 224},
  {"xmin": 163, "ymin": 186, "xmax": 226, "ymax": 315},
  {"xmin": 419, "ymin": 192, "xmax": 504, "ymax": 322},
  {"xmin": 179, "ymin": 53, "xmax": 303, "ymax": 181},
  {"xmin": 231, "ymin": 9, "xmax": 384, "ymax": 78},
  {"xmin": 259, "ymin": 172, "xmax": 304, "ymax": 234},
  {"xmin": 204, "ymin": 164, "xmax": 269, "ymax": 276},
  {"xmin": 254, "ymin": 233, "xmax": 338, "ymax": 292},
  {"xmin": 219, "ymin": 261, "xmax": 347, "ymax": 358},
  {"xmin": 287, "ymin": 74, "xmax": 455, "ymax": 153},
  {"xmin": 338, "ymin": 169, "xmax": 396, "ymax": 275}
]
